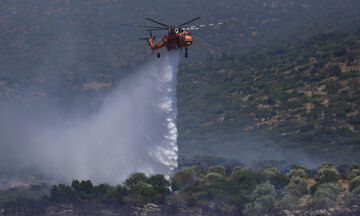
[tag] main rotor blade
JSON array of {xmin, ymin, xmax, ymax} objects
[
  {"xmin": 146, "ymin": 28, "xmax": 169, "ymax": 31},
  {"xmin": 178, "ymin": 17, "xmax": 201, "ymax": 28},
  {"xmin": 120, "ymin": 24, "xmax": 165, "ymax": 29},
  {"xmin": 181, "ymin": 22, "xmax": 224, "ymax": 31},
  {"xmin": 145, "ymin": 18, "xmax": 170, "ymax": 27}
]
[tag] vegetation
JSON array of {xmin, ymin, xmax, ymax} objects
[
  {"xmin": 177, "ymin": 30, "xmax": 360, "ymax": 165},
  {"xmin": 1, "ymin": 163, "xmax": 360, "ymax": 215},
  {"xmin": 315, "ymin": 163, "xmax": 340, "ymax": 184},
  {"xmin": 0, "ymin": 1, "xmax": 360, "ymax": 167}
]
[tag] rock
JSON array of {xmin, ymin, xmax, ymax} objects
[
  {"xmin": 309, "ymin": 209, "xmax": 330, "ymax": 216},
  {"xmin": 282, "ymin": 209, "xmax": 295, "ymax": 216},
  {"xmin": 351, "ymin": 205, "xmax": 359, "ymax": 213}
]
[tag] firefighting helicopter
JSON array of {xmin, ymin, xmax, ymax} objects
[{"xmin": 120, "ymin": 17, "xmax": 223, "ymax": 58}]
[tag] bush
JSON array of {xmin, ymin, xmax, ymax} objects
[
  {"xmin": 278, "ymin": 192, "xmax": 299, "ymax": 211},
  {"xmin": 244, "ymin": 194, "xmax": 276, "ymax": 216},
  {"xmin": 349, "ymin": 176, "xmax": 360, "ymax": 192},
  {"xmin": 231, "ymin": 167, "xmax": 252, "ymax": 178},
  {"xmin": 205, "ymin": 172, "xmax": 225, "ymax": 184},
  {"xmin": 250, "ymin": 182, "xmax": 276, "ymax": 199},
  {"xmin": 287, "ymin": 168, "xmax": 308, "ymax": 179},
  {"xmin": 285, "ymin": 177, "xmax": 308, "ymax": 197},
  {"xmin": 344, "ymin": 185, "xmax": 360, "ymax": 207},
  {"xmin": 228, "ymin": 168, "xmax": 260, "ymax": 192},
  {"xmin": 270, "ymin": 175, "xmax": 290, "ymax": 190},
  {"xmin": 171, "ymin": 166, "xmax": 200, "ymax": 191},
  {"xmin": 125, "ymin": 173, "xmax": 148, "ymax": 190},
  {"xmin": 315, "ymin": 163, "xmax": 340, "ymax": 184},
  {"xmin": 318, "ymin": 162, "xmax": 334, "ymax": 169},
  {"xmin": 148, "ymin": 175, "xmax": 170, "ymax": 188},
  {"xmin": 206, "ymin": 165, "xmax": 226, "ymax": 176},
  {"xmin": 309, "ymin": 183, "xmax": 320, "ymax": 195},
  {"xmin": 243, "ymin": 182, "xmax": 277, "ymax": 215},
  {"xmin": 291, "ymin": 165, "xmax": 308, "ymax": 172},
  {"xmin": 259, "ymin": 166, "xmax": 281, "ymax": 180},
  {"xmin": 347, "ymin": 168, "xmax": 360, "ymax": 181},
  {"xmin": 307, "ymin": 183, "xmax": 338, "ymax": 210}
]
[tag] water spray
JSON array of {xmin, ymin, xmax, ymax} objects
[{"xmin": 0, "ymin": 52, "xmax": 180, "ymax": 184}]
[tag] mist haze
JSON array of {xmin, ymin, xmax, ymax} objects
[
  {"xmin": 0, "ymin": 0, "xmax": 359, "ymax": 182},
  {"xmin": 0, "ymin": 52, "xmax": 180, "ymax": 184}
]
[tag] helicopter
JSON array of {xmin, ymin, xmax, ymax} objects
[{"xmin": 120, "ymin": 17, "xmax": 202, "ymax": 58}]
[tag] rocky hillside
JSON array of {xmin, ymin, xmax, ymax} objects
[
  {"xmin": 1, "ymin": 0, "xmax": 360, "ymax": 107},
  {"xmin": 177, "ymin": 31, "xmax": 360, "ymax": 165},
  {"xmin": 1, "ymin": 0, "xmax": 360, "ymax": 169}
]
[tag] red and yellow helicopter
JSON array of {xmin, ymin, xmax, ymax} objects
[{"xmin": 121, "ymin": 17, "xmax": 201, "ymax": 58}]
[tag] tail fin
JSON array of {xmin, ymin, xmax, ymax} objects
[{"xmin": 148, "ymin": 38, "xmax": 156, "ymax": 50}]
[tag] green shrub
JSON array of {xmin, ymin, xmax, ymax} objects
[
  {"xmin": 278, "ymin": 192, "xmax": 299, "ymax": 210},
  {"xmin": 251, "ymin": 182, "xmax": 276, "ymax": 199},
  {"xmin": 205, "ymin": 172, "xmax": 225, "ymax": 184},
  {"xmin": 243, "ymin": 182, "xmax": 276, "ymax": 215},
  {"xmin": 127, "ymin": 182, "xmax": 163, "ymax": 204},
  {"xmin": 349, "ymin": 176, "xmax": 360, "ymax": 192},
  {"xmin": 307, "ymin": 183, "xmax": 338, "ymax": 210},
  {"xmin": 228, "ymin": 168, "xmax": 260, "ymax": 192},
  {"xmin": 310, "ymin": 183, "xmax": 320, "ymax": 195},
  {"xmin": 270, "ymin": 175, "xmax": 290, "ymax": 190},
  {"xmin": 259, "ymin": 166, "xmax": 281, "ymax": 180},
  {"xmin": 286, "ymin": 177, "xmax": 308, "ymax": 197},
  {"xmin": 290, "ymin": 165, "xmax": 308, "ymax": 173},
  {"xmin": 124, "ymin": 173, "xmax": 148, "ymax": 190},
  {"xmin": 315, "ymin": 163, "xmax": 340, "ymax": 184},
  {"xmin": 344, "ymin": 185, "xmax": 360, "ymax": 207},
  {"xmin": 231, "ymin": 167, "xmax": 252, "ymax": 178},
  {"xmin": 347, "ymin": 168, "xmax": 360, "ymax": 181},
  {"xmin": 287, "ymin": 168, "xmax": 308, "ymax": 179},
  {"xmin": 318, "ymin": 162, "xmax": 334, "ymax": 169},
  {"xmin": 206, "ymin": 165, "xmax": 226, "ymax": 176},
  {"xmin": 244, "ymin": 194, "xmax": 276, "ymax": 216},
  {"xmin": 171, "ymin": 166, "xmax": 200, "ymax": 191}
]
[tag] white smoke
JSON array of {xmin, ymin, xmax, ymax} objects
[{"xmin": 1, "ymin": 52, "xmax": 180, "ymax": 184}]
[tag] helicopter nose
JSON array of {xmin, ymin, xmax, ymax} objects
[{"xmin": 185, "ymin": 35, "xmax": 192, "ymax": 45}]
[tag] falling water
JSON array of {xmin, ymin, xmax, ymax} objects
[{"xmin": 0, "ymin": 52, "xmax": 180, "ymax": 184}]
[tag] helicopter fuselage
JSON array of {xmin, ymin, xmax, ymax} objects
[{"xmin": 147, "ymin": 30, "xmax": 193, "ymax": 52}]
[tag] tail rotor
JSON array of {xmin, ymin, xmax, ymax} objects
[{"xmin": 139, "ymin": 31, "xmax": 156, "ymax": 41}]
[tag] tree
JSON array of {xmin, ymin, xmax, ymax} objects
[
  {"xmin": 285, "ymin": 177, "xmax": 308, "ymax": 197},
  {"xmin": 125, "ymin": 173, "xmax": 148, "ymax": 190},
  {"xmin": 287, "ymin": 168, "xmax": 307, "ymax": 179},
  {"xmin": 259, "ymin": 166, "xmax": 281, "ymax": 180},
  {"xmin": 346, "ymin": 167, "xmax": 360, "ymax": 181},
  {"xmin": 206, "ymin": 165, "xmax": 226, "ymax": 177},
  {"xmin": 315, "ymin": 163, "xmax": 340, "ymax": 184},
  {"xmin": 307, "ymin": 183, "xmax": 338, "ymax": 210},
  {"xmin": 205, "ymin": 172, "xmax": 225, "ymax": 184},
  {"xmin": 243, "ymin": 182, "xmax": 276, "ymax": 215},
  {"xmin": 349, "ymin": 176, "xmax": 360, "ymax": 191},
  {"xmin": 278, "ymin": 192, "xmax": 299, "ymax": 211},
  {"xmin": 171, "ymin": 167, "xmax": 200, "ymax": 191},
  {"xmin": 345, "ymin": 185, "xmax": 360, "ymax": 207}
]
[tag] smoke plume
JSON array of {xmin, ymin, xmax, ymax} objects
[{"xmin": 0, "ymin": 52, "xmax": 180, "ymax": 184}]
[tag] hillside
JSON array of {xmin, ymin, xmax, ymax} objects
[
  {"xmin": 1, "ymin": 163, "xmax": 360, "ymax": 216},
  {"xmin": 1, "ymin": 1, "xmax": 360, "ymax": 167},
  {"xmin": 177, "ymin": 31, "xmax": 360, "ymax": 166},
  {"xmin": 1, "ymin": 0, "xmax": 360, "ymax": 106}
]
